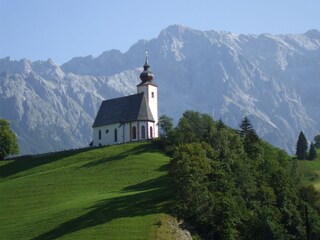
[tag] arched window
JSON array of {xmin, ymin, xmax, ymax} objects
[
  {"xmin": 150, "ymin": 126, "xmax": 153, "ymax": 139},
  {"xmin": 132, "ymin": 126, "xmax": 137, "ymax": 139},
  {"xmin": 99, "ymin": 130, "xmax": 101, "ymax": 140},
  {"xmin": 114, "ymin": 128, "xmax": 118, "ymax": 142},
  {"xmin": 141, "ymin": 126, "xmax": 146, "ymax": 139},
  {"xmin": 151, "ymin": 92, "xmax": 154, "ymax": 98}
]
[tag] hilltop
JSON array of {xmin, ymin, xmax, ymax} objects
[{"xmin": 0, "ymin": 142, "xmax": 184, "ymax": 240}]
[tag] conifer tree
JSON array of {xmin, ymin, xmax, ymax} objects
[
  {"xmin": 239, "ymin": 116, "xmax": 261, "ymax": 159},
  {"xmin": 314, "ymin": 135, "xmax": 320, "ymax": 149},
  {"xmin": 308, "ymin": 142, "xmax": 317, "ymax": 160},
  {"xmin": 296, "ymin": 131, "xmax": 308, "ymax": 160}
]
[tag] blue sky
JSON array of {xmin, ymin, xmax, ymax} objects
[{"xmin": 1, "ymin": 0, "xmax": 319, "ymax": 64}]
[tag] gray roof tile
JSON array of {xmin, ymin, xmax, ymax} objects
[{"xmin": 92, "ymin": 93, "xmax": 154, "ymax": 127}]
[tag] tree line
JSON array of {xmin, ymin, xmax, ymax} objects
[{"xmin": 158, "ymin": 112, "xmax": 320, "ymax": 239}]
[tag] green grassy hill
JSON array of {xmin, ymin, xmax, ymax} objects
[
  {"xmin": 298, "ymin": 149, "xmax": 320, "ymax": 190},
  {"xmin": 0, "ymin": 142, "xmax": 173, "ymax": 240}
]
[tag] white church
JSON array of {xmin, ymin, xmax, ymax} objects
[{"xmin": 92, "ymin": 53, "xmax": 158, "ymax": 146}]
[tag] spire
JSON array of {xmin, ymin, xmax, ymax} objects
[
  {"xmin": 140, "ymin": 50, "xmax": 154, "ymax": 83},
  {"xmin": 145, "ymin": 50, "xmax": 149, "ymax": 66}
]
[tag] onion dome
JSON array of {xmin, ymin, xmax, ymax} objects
[{"xmin": 139, "ymin": 51, "xmax": 154, "ymax": 83}]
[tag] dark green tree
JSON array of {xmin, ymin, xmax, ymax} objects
[
  {"xmin": 314, "ymin": 135, "xmax": 320, "ymax": 149},
  {"xmin": 0, "ymin": 119, "xmax": 19, "ymax": 160},
  {"xmin": 171, "ymin": 142, "xmax": 212, "ymax": 220},
  {"xmin": 308, "ymin": 142, "xmax": 317, "ymax": 160},
  {"xmin": 158, "ymin": 115, "xmax": 173, "ymax": 138},
  {"xmin": 216, "ymin": 119, "xmax": 226, "ymax": 130},
  {"xmin": 296, "ymin": 131, "xmax": 308, "ymax": 160},
  {"xmin": 174, "ymin": 111, "xmax": 214, "ymax": 144},
  {"xmin": 238, "ymin": 116, "xmax": 261, "ymax": 159}
]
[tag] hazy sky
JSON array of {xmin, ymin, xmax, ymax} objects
[{"xmin": 1, "ymin": 0, "xmax": 319, "ymax": 64}]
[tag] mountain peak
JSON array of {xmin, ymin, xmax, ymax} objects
[
  {"xmin": 0, "ymin": 57, "xmax": 32, "ymax": 74},
  {"xmin": 47, "ymin": 58, "xmax": 57, "ymax": 66},
  {"xmin": 305, "ymin": 29, "xmax": 320, "ymax": 39},
  {"xmin": 159, "ymin": 24, "xmax": 199, "ymax": 37}
]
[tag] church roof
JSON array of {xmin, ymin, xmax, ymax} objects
[{"xmin": 92, "ymin": 93, "xmax": 155, "ymax": 127}]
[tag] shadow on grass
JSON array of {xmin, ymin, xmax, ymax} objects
[
  {"xmin": 0, "ymin": 142, "xmax": 159, "ymax": 178},
  {"xmin": 32, "ymin": 175, "xmax": 171, "ymax": 240},
  {"xmin": 122, "ymin": 174, "xmax": 170, "ymax": 193},
  {"xmin": 0, "ymin": 149, "xmax": 93, "ymax": 178},
  {"xmin": 81, "ymin": 142, "xmax": 160, "ymax": 168}
]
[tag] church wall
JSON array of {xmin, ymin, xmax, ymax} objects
[
  {"xmin": 92, "ymin": 121, "xmax": 155, "ymax": 147},
  {"xmin": 147, "ymin": 121, "xmax": 156, "ymax": 139},
  {"xmin": 123, "ymin": 123, "xmax": 131, "ymax": 143},
  {"xmin": 93, "ymin": 123, "xmax": 123, "ymax": 146},
  {"xmin": 124, "ymin": 121, "xmax": 151, "ymax": 142}
]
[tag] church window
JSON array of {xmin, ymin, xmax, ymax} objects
[
  {"xmin": 105, "ymin": 129, "xmax": 109, "ymax": 134},
  {"xmin": 141, "ymin": 126, "xmax": 146, "ymax": 139},
  {"xmin": 151, "ymin": 92, "xmax": 154, "ymax": 98},
  {"xmin": 99, "ymin": 130, "xmax": 101, "ymax": 140},
  {"xmin": 150, "ymin": 126, "xmax": 153, "ymax": 138},
  {"xmin": 114, "ymin": 128, "xmax": 118, "ymax": 142},
  {"xmin": 132, "ymin": 126, "xmax": 137, "ymax": 139}
]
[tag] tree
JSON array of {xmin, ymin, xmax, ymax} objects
[
  {"xmin": 296, "ymin": 131, "xmax": 308, "ymax": 160},
  {"xmin": 314, "ymin": 135, "xmax": 320, "ymax": 149},
  {"xmin": 158, "ymin": 115, "xmax": 173, "ymax": 138},
  {"xmin": 0, "ymin": 119, "xmax": 19, "ymax": 159},
  {"xmin": 238, "ymin": 116, "xmax": 261, "ymax": 159},
  {"xmin": 174, "ymin": 111, "xmax": 214, "ymax": 144},
  {"xmin": 308, "ymin": 142, "xmax": 317, "ymax": 160}
]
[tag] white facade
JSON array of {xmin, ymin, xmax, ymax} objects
[
  {"xmin": 137, "ymin": 84, "xmax": 159, "ymax": 138},
  {"xmin": 92, "ymin": 120, "xmax": 157, "ymax": 146}
]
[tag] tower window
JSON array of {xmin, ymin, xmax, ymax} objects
[
  {"xmin": 141, "ymin": 126, "xmax": 146, "ymax": 139},
  {"xmin": 151, "ymin": 92, "xmax": 154, "ymax": 98},
  {"xmin": 99, "ymin": 130, "xmax": 101, "ymax": 140}
]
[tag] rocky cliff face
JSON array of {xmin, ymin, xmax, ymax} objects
[{"xmin": 1, "ymin": 25, "xmax": 319, "ymax": 154}]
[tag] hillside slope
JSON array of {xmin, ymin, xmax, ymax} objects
[
  {"xmin": 298, "ymin": 149, "xmax": 320, "ymax": 190},
  {"xmin": 0, "ymin": 142, "xmax": 172, "ymax": 240}
]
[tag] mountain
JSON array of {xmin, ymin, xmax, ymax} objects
[
  {"xmin": 1, "ymin": 25, "xmax": 319, "ymax": 154},
  {"xmin": 0, "ymin": 58, "xmax": 140, "ymax": 153}
]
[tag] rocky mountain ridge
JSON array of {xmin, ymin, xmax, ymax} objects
[{"xmin": 0, "ymin": 25, "xmax": 319, "ymax": 154}]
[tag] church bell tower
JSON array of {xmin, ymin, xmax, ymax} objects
[{"xmin": 137, "ymin": 51, "xmax": 158, "ymax": 138}]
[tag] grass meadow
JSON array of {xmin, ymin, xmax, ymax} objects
[
  {"xmin": 0, "ymin": 142, "xmax": 172, "ymax": 240},
  {"xmin": 298, "ymin": 149, "xmax": 320, "ymax": 190}
]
